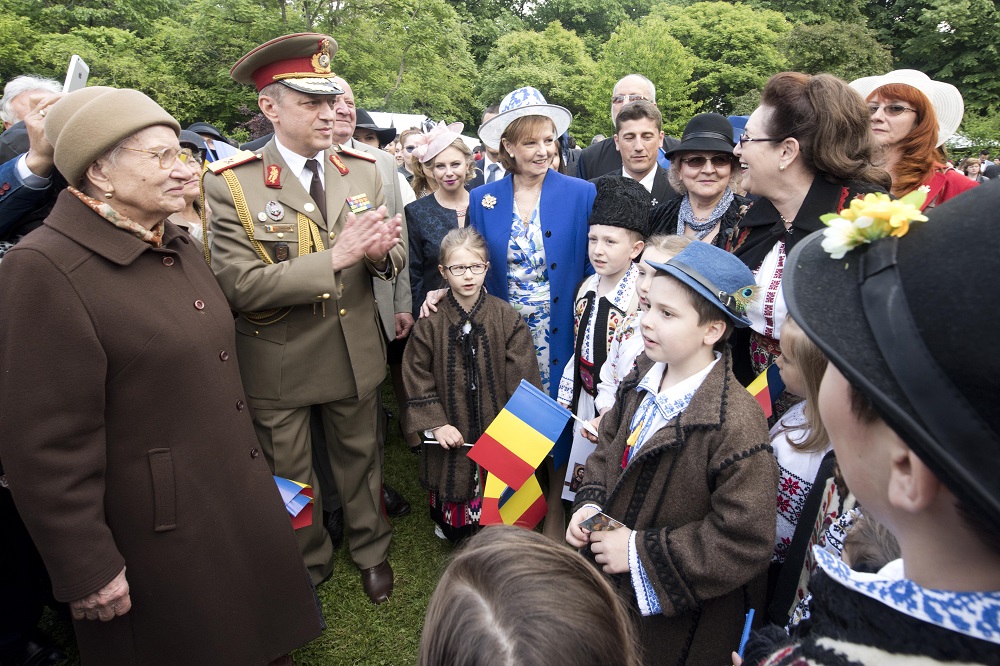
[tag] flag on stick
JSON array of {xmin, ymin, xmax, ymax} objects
[
  {"xmin": 468, "ymin": 380, "xmax": 573, "ymax": 490},
  {"xmin": 746, "ymin": 363, "xmax": 785, "ymax": 419},
  {"xmin": 274, "ymin": 476, "xmax": 314, "ymax": 530},
  {"xmin": 480, "ymin": 471, "xmax": 547, "ymax": 529}
]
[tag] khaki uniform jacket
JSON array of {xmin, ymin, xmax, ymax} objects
[
  {"xmin": 348, "ymin": 138, "xmax": 412, "ymax": 341},
  {"xmin": 0, "ymin": 192, "xmax": 323, "ymax": 664},
  {"xmin": 204, "ymin": 139, "xmax": 405, "ymax": 407}
]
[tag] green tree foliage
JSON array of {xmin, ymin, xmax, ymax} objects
[
  {"xmin": 782, "ymin": 22, "xmax": 894, "ymax": 82},
  {"xmin": 529, "ymin": 0, "xmax": 631, "ymax": 53},
  {"xmin": 745, "ymin": 0, "xmax": 865, "ymax": 24},
  {"xmin": 650, "ymin": 1, "xmax": 790, "ymax": 113},
  {"xmin": 331, "ymin": 0, "xmax": 478, "ymax": 123},
  {"xmin": 580, "ymin": 16, "xmax": 699, "ymax": 139},
  {"xmin": 476, "ymin": 22, "xmax": 596, "ymax": 120}
]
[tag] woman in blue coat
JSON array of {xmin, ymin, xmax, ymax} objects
[{"xmin": 470, "ymin": 87, "xmax": 596, "ymax": 539}]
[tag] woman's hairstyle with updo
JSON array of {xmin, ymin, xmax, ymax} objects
[
  {"xmin": 411, "ymin": 137, "xmax": 475, "ymax": 198},
  {"xmin": 438, "ymin": 226, "xmax": 488, "ymax": 266},
  {"xmin": 418, "ymin": 526, "xmax": 641, "ymax": 666},
  {"xmin": 499, "ymin": 115, "xmax": 558, "ymax": 174},
  {"xmin": 760, "ymin": 72, "xmax": 890, "ymax": 189},
  {"xmin": 866, "ymin": 83, "xmax": 942, "ymax": 197}
]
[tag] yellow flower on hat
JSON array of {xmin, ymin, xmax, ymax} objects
[{"xmin": 819, "ymin": 189, "xmax": 928, "ymax": 258}]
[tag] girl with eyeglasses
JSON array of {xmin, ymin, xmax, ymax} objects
[
  {"xmin": 850, "ymin": 69, "xmax": 977, "ymax": 209},
  {"xmin": 403, "ymin": 227, "xmax": 541, "ymax": 543},
  {"xmin": 649, "ymin": 113, "xmax": 749, "ymax": 248},
  {"xmin": 725, "ymin": 72, "xmax": 890, "ymax": 399}
]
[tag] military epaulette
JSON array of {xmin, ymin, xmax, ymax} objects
[
  {"xmin": 206, "ymin": 150, "xmax": 262, "ymax": 174},
  {"xmin": 339, "ymin": 146, "xmax": 377, "ymax": 163}
]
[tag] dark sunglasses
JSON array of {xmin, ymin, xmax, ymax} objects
[
  {"xmin": 680, "ymin": 154, "xmax": 733, "ymax": 169},
  {"xmin": 868, "ymin": 103, "xmax": 917, "ymax": 117}
]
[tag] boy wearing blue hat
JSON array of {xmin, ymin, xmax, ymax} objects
[{"xmin": 567, "ymin": 241, "xmax": 778, "ymax": 665}]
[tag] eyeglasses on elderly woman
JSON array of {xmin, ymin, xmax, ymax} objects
[
  {"xmin": 120, "ymin": 145, "xmax": 193, "ymax": 169},
  {"xmin": 867, "ymin": 103, "xmax": 917, "ymax": 117}
]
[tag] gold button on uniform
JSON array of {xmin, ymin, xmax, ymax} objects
[
  {"xmin": 304, "ymin": 203, "xmax": 315, "ymax": 213},
  {"xmin": 339, "ymin": 308, "xmax": 347, "ymax": 316},
  {"xmin": 276, "ymin": 232, "xmax": 284, "ymax": 239},
  {"xmin": 322, "ymin": 293, "xmax": 330, "ymax": 299}
]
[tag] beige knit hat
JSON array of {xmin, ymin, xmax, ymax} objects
[{"xmin": 44, "ymin": 87, "xmax": 181, "ymax": 186}]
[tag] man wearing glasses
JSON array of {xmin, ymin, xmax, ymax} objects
[{"xmin": 576, "ymin": 74, "xmax": 680, "ymax": 180}]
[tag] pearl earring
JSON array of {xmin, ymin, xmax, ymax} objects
[
  {"xmin": 778, "ymin": 164, "xmax": 785, "ymax": 171},
  {"xmin": 104, "ymin": 190, "xmax": 114, "ymax": 199}
]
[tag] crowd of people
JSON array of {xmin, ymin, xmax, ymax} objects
[{"xmin": 0, "ymin": 29, "xmax": 998, "ymax": 666}]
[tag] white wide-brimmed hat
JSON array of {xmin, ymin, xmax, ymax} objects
[
  {"xmin": 849, "ymin": 69, "xmax": 964, "ymax": 147},
  {"xmin": 477, "ymin": 87, "xmax": 572, "ymax": 150}
]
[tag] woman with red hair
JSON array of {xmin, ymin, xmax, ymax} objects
[{"xmin": 850, "ymin": 70, "xmax": 976, "ymax": 209}]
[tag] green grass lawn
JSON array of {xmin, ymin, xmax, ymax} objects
[{"xmin": 41, "ymin": 380, "xmax": 453, "ymax": 665}]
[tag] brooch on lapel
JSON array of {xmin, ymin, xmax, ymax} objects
[{"xmin": 481, "ymin": 194, "xmax": 496, "ymax": 210}]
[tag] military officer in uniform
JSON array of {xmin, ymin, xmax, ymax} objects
[{"xmin": 202, "ymin": 33, "xmax": 403, "ymax": 603}]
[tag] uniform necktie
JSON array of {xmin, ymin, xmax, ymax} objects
[
  {"xmin": 486, "ymin": 163, "xmax": 499, "ymax": 184},
  {"xmin": 305, "ymin": 158, "xmax": 327, "ymax": 221}
]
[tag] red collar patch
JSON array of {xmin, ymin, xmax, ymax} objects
[
  {"xmin": 329, "ymin": 153, "xmax": 349, "ymax": 175},
  {"xmin": 265, "ymin": 163, "xmax": 282, "ymax": 188}
]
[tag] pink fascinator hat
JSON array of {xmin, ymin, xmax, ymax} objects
[{"xmin": 412, "ymin": 121, "xmax": 465, "ymax": 163}]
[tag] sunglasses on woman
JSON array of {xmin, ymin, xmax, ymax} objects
[
  {"xmin": 868, "ymin": 103, "xmax": 917, "ymax": 117},
  {"xmin": 680, "ymin": 155, "xmax": 733, "ymax": 168}
]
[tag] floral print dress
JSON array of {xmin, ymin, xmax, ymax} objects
[{"xmin": 506, "ymin": 205, "xmax": 552, "ymax": 391}]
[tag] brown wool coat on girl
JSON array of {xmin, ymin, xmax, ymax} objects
[{"xmin": 0, "ymin": 192, "xmax": 324, "ymax": 665}]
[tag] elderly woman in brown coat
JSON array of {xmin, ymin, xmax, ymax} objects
[{"xmin": 0, "ymin": 87, "xmax": 323, "ymax": 665}]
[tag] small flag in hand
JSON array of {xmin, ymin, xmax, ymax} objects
[
  {"xmin": 274, "ymin": 476, "xmax": 314, "ymax": 530},
  {"xmin": 746, "ymin": 363, "xmax": 785, "ymax": 418},
  {"xmin": 480, "ymin": 472, "xmax": 547, "ymax": 529},
  {"xmin": 468, "ymin": 380, "xmax": 573, "ymax": 490}
]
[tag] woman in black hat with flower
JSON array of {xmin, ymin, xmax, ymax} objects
[{"xmin": 649, "ymin": 113, "xmax": 748, "ymax": 248}]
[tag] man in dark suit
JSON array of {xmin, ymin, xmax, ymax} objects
[
  {"xmin": 606, "ymin": 100, "xmax": 678, "ymax": 206},
  {"xmin": 468, "ymin": 105, "xmax": 503, "ymax": 189},
  {"xmin": 576, "ymin": 74, "xmax": 680, "ymax": 180}
]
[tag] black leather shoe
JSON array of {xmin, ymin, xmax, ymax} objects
[
  {"xmin": 360, "ymin": 560, "xmax": 393, "ymax": 604},
  {"xmin": 383, "ymin": 484, "xmax": 411, "ymax": 517},
  {"xmin": 323, "ymin": 508, "xmax": 344, "ymax": 551},
  {"xmin": 0, "ymin": 636, "xmax": 67, "ymax": 666}
]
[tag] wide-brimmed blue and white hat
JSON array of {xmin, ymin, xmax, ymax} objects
[{"xmin": 478, "ymin": 87, "xmax": 573, "ymax": 150}]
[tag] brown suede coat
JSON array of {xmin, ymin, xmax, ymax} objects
[
  {"xmin": 575, "ymin": 350, "xmax": 778, "ymax": 666},
  {"xmin": 0, "ymin": 192, "xmax": 323, "ymax": 665},
  {"xmin": 403, "ymin": 291, "xmax": 541, "ymax": 501}
]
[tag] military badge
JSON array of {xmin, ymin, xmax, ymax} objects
[
  {"xmin": 346, "ymin": 194, "xmax": 374, "ymax": 214},
  {"xmin": 312, "ymin": 38, "xmax": 333, "ymax": 74},
  {"xmin": 329, "ymin": 153, "xmax": 349, "ymax": 175},
  {"xmin": 265, "ymin": 200, "xmax": 285, "ymax": 221},
  {"xmin": 265, "ymin": 164, "xmax": 282, "ymax": 188}
]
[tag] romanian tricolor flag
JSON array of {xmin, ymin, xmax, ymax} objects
[
  {"xmin": 468, "ymin": 380, "xmax": 573, "ymax": 490},
  {"xmin": 274, "ymin": 476, "xmax": 314, "ymax": 530},
  {"xmin": 746, "ymin": 363, "xmax": 785, "ymax": 419},
  {"xmin": 480, "ymin": 471, "xmax": 547, "ymax": 529}
]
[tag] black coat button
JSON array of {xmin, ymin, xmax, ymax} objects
[
  {"xmin": 236, "ymin": 400, "xmax": 245, "ymax": 411},
  {"xmin": 545, "ymin": 230, "xmax": 551, "ymax": 237},
  {"xmin": 552, "ymin": 358, "xmax": 558, "ymax": 365},
  {"xmin": 553, "ymin": 296, "xmax": 559, "ymax": 304},
  {"xmin": 552, "ymin": 327, "xmax": 558, "ymax": 334},
  {"xmin": 250, "ymin": 448, "xmax": 259, "ymax": 459}
]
